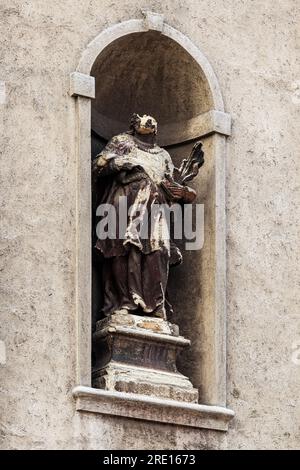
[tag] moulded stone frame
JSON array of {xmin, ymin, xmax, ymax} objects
[{"xmin": 70, "ymin": 12, "xmax": 233, "ymax": 429}]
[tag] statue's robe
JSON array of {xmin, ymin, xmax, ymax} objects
[{"xmin": 92, "ymin": 133, "xmax": 181, "ymax": 318}]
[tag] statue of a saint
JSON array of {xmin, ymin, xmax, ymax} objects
[{"xmin": 92, "ymin": 113, "xmax": 204, "ymax": 320}]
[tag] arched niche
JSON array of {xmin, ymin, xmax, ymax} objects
[
  {"xmin": 90, "ymin": 31, "xmax": 213, "ymax": 146},
  {"xmin": 71, "ymin": 13, "xmax": 231, "ymax": 409}
]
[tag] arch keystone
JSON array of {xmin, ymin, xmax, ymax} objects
[{"xmin": 142, "ymin": 10, "xmax": 164, "ymax": 32}]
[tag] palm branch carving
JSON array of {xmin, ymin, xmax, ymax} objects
[{"xmin": 173, "ymin": 141, "xmax": 204, "ymax": 185}]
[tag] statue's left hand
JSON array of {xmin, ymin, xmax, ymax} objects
[
  {"xmin": 162, "ymin": 178, "xmax": 196, "ymax": 202},
  {"xmin": 182, "ymin": 186, "xmax": 196, "ymax": 203}
]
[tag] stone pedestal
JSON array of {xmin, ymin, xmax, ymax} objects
[{"xmin": 92, "ymin": 312, "xmax": 199, "ymax": 403}]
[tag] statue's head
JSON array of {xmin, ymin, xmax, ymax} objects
[{"xmin": 130, "ymin": 113, "xmax": 157, "ymax": 135}]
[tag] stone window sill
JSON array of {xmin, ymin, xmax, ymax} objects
[{"xmin": 72, "ymin": 386, "xmax": 234, "ymax": 431}]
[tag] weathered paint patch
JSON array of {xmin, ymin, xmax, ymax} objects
[
  {"xmin": 0, "ymin": 341, "xmax": 6, "ymax": 365},
  {"xmin": 0, "ymin": 81, "xmax": 6, "ymax": 104}
]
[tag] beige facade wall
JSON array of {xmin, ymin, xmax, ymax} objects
[{"xmin": 0, "ymin": 0, "xmax": 299, "ymax": 449}]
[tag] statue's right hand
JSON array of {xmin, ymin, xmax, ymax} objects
[{"xmin": 96, "ymin": 155, "xmax": 108, "ymax": 167}]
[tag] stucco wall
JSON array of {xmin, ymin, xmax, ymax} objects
[{"xmin": 0, "ymin": 0, "xmax": 299, "ymax": 449}]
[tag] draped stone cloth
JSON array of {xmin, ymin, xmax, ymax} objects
[{"xmin": 93, "ymin": 133, "xmax": 182, "ymax": 318}]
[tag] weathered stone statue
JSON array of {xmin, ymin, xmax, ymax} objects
[
  {"xmin": 92, "ymin": 113, "xmax": 204, "ymax": 321},
  {"xmin": 92, "ymin": 114, "xmax": 204, "ymax": 401}
]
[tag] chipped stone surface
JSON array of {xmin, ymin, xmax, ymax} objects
[
  {"xmin": 0, "ymin": 0, "xmax": 299, "ymax": 450},
  {"xmin": 96, "ymin": 311, "xmax": 180, "ymax": 336}
]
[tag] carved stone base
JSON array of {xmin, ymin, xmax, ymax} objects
[{"xmin": 92, "ymin": 312, "xmax": 199, "ymax": 403}]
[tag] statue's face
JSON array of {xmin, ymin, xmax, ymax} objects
[{"xmin": 133, "ymin": 114, "xmax": 157, "ymax": 135}]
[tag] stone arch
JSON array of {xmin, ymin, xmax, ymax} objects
[
  {"xmin": 76, "ymin": 17, "xmax": 224, "ymax": 112},
  {"xmin": 71, "ymin": 12, "xmax": 231, "ymax": 408}
]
